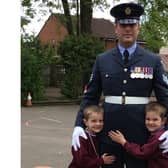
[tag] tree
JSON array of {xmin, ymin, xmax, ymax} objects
[
  {"xmin": 139, "ymin": 0, "xmax": 168, "ymax": 52},
  {"xmin": 80, "ymin": 0, "xmax": 92, "ymax": 34},
  {"xmin": 21, "ymin": 35, "xmax": 55, "ymax": 102},
  {"xmin": 61, "ymin": 0, "xmax": 73, "ymax": 34},
  {"xmin": 58, "ymin": 35, "xmax": 104, "ymax": 98}
]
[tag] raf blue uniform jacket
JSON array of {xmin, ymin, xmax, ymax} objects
[{"xmin": 75, "ymin": 45, "xmax": 168, "ymax": 145}]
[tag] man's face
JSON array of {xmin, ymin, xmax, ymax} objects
[{"xmin": 115, "ymin": 23, "xmax": 140, "ymax": 48}]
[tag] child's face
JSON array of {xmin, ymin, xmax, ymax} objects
[
  {"xmin": 145, "ymin": 111, "xmax": 166, "ymax": 132},
  {"xmin": 84, "ymin": 112, "xmax": 104, "ymax": 134}
]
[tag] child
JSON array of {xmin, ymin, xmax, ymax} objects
[
  {"xmin": 108, "ymin": 101, "xmax": 168, "ymax": 168},
  {"xmin": 68, "ymin": 105, "xmax": 116, "ymax": 168}
]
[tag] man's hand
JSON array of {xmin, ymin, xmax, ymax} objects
[
  {"xmin": 72, "ymin": 126, "xmax": 87, "ymax": 151},
  {"xmin": 159, "ymin": 130, "xmax": 168, "ymax": 153}
]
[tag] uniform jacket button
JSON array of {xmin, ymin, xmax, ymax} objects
[
  {"xmin": 124, "ymin": 68, "xmax": 128, "ymax": 72},
  {"xmin": 123, "ymin": 80, "xmax": 127, "ymax": 84},
  {"xmin": 122, "ymin": 91, "xmax": 126, "ymax": 96}
]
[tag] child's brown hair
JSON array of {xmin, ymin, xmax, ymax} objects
[
  {"xmin": 83, "ymin": 105, "xmax": 104, "ymax": 120},
  {"xmin": 145, "ymin": 101, "xmax": 167, "ymax": 120}
]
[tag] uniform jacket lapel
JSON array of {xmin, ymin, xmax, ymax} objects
[{"xmin": 111, "ymin": 47, "xmax": 123, "ymax": 66}]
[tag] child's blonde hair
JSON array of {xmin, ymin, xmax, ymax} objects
[
  {"xmin": 145, "ymin": 101, "xmax": 167, "ymax": 120},
  {"xmin": 83, "ymin": 105, "xmax": 103, "ymax": 120}
]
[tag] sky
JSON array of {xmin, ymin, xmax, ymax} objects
[{"xmin": 24, "ymin": 0, "xmax": 135, "ymax": 35}]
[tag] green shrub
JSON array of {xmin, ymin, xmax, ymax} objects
[
  {"xmin": 58, "ymin": 35, "xmax": 105, "ymax": 98},
  {"xmin": 21, "ymin": 35, "xmax": 55, "ymax": 103}
]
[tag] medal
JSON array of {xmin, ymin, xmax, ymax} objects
[
  {"xmin": 134, "ymin": 67, "xmax": 137, "ymax": 78},
  {"xmin": 140, "ymin": 73, "xmax": 144, "ymax": 78},
  {"xmin": 130, "ymin": 73, "xmax": 135, "ymax": 78},
  {"xmin": 130, "ymin": 67, "xmax": 135, "ymax": 78},
  {"xmin": 149, "ymin": 67, "xmax": 153, "ymax": 79},
  {"xmin": 140, "ymin": 67, "xmax": 145, "ymax": 78},
  {"xmin": 144, "ymin": 67, "xmax": 148, "ymax": 79}
]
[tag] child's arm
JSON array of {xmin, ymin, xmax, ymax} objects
[
  {"xmin": 123, "ymin": 140, "xmax": 161, "ymax": 159},
  {"xmin": 108, "ymin": 130, "xmax": 161, "ymax": 159},
  {"xmin": 108, "ymin": 130, "xmax": 127, "ymax": 146}
]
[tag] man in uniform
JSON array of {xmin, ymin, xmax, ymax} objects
[{"xmin": 71, "ymin": 3, "xmax": 168, "ymax": 168}]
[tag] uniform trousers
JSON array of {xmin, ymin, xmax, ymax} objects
[{"xmin": 98, "ymin": 103, "xmax": 148, "ymax": 168}]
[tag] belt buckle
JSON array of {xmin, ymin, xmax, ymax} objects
[{"xmin": 122, "ymin": 95, "xmax": 125, "ymax": 104}]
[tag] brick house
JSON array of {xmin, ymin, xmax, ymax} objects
[{"xmin": 37, "ymin": 14, "xmax": 68, "ymax": 47}]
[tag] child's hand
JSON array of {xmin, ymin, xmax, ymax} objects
[
  {"xmin": 108, "ymin": 130, "xmax": 126, "ymax": 146},
  {"xmin": 102, "ymin": 153, "xmax": 116, "ymax": 164}
]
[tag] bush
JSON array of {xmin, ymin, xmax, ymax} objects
[
  {"xmin": 21, "ymin": 35, "xmax": 55, "ymax": 103},
  {"xmin": 58, "ymin": 35, "xmax": 105, "ymax": 98}
]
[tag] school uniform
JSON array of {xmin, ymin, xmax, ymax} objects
[
  {"xmin": 124, "ymin": 128, "xmax": 168, "ymax": 168},
  {"xmin": 68, "ymin": 131, "xmax": 104, "ymax": 168}
]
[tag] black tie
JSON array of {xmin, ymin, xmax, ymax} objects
[{"xmin": 123, "ymin": 49, "xmax": 129, "ymax": 65}]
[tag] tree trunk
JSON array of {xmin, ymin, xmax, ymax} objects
[
  {"xmin": 61, "ymin": 0, "xmax": 73, "ymax": 35},
  {"xmin": 76, "ymin": 0, "xmax": 80, "ymax": 35},
  {"xmin": 80, "ymin": 0, "xmax": 93, "ymax": 34}
]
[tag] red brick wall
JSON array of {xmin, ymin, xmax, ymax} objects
[{"xmin": 38, "ymin": 14, "xmax": 68, "ymax": 46}]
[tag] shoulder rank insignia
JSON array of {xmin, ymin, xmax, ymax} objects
[{"xmin": 162, "ymin": 74, "xmax": 168, "ymax": 85}]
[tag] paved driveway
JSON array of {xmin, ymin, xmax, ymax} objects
[{"xmin": 21, "ymin": 105, "xmax": 79, "ymax": 168}]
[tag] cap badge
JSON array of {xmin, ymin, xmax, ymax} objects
[{"xmin": 125, "ymin": 7, "xmax": 131, "ymax": 15}]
